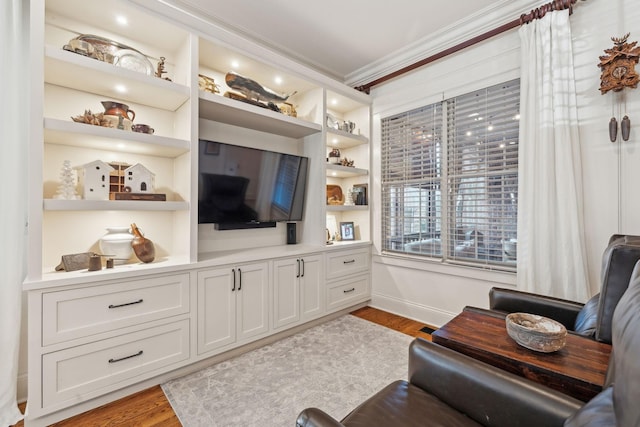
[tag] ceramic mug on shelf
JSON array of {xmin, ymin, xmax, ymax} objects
[{"xmin": 132, "ymin": 124, "xmax": 154, "ymax": 134}]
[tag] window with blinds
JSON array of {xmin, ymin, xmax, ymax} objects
[{"xmin": 381, "ymin": 79, "xmax": 520, "ymax": 268}]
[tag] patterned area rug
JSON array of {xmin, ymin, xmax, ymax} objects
[{"xmin": 162, "ymin": 315, "xmax": 414, "ymax": 426}]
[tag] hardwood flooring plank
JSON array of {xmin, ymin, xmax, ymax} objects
[{"xmin": 12, "ymin": 306, "xmax": 431, "ymax": 426}]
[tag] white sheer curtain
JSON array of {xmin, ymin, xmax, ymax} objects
[
  {"xmin": 517, "ymin": 10, "xmax": 591, "ymax": 301},
  {"xmin": 0, "ymin": 0, "xmax": 28, "ymax": 425}
]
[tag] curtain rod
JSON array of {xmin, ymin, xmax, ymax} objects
[{"xmin": 355, "ymin": 0, "xmax": 582, "ymax": 94}]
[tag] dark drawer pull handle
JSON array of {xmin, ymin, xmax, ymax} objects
[
  {"xmin": 343, "ymin": 259, "xmax": 356, "ymax": 264},
  {"xmin": 344, "ymin": 288, "xmax": 356, "ymax": 293},
  {"xmin": 108, "ymin": 299, "xmax": 143, "ymax": 309},
  {"xmin": 108, "ymin": 350, "xmax": 143, "ymax": 364}
]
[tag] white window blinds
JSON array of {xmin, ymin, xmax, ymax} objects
[{"xmin": 381, "ymin": 79, "xmax": 520, "ymax": 268}]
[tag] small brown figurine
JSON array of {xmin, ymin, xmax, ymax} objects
[{"xmin": 155, "ymin": 57, "xmax": 171, "ymax": 81}]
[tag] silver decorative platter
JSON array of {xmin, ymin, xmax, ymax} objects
[{"xmin": 63, "ymin": 34, "xmax": 154, "ymax": 75}]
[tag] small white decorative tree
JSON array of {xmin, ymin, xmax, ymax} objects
[{"xmin": 53, "ymin": 160, "xmax": 79, "ymax": 200}]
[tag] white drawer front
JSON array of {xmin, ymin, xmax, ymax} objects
[
  {"xmin": 42, "ymin": 319, "xmax": 189, "ymax": 409},
  {"xmin": 42, "ymin": 273, "xmax": 189, "ymax": 346},
  {"xmin": 326, "ymin": 249, "xmax": 369, "ymax": 280},
  {"xmin": 327, "ymin": 274, "xmax": 370, "ymax": 311}
]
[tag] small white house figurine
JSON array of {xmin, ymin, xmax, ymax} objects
[
  {"xmin": 124, "ymin": 163, "xmax": 155, "ymax": 193},
  {"xmin": 75, "ymin": 160, "xmax": 114, "ymax": 200}
]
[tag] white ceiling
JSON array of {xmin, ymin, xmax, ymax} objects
[{"xmin": 167, "ymin": 0, "xmax": 539, "ymax": 85}]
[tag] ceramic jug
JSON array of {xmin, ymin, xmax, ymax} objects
[
  {"xmin": 101, "ymin": 101, "xmax": 135, "ymax": 122},
  {"xmin": 130, "ymin": 223, "xmax": 155, "ymax": 263}
]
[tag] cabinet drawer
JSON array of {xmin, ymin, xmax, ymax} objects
[
  {"xmin": 42, "ymin": 319, "xmax": 189, "ymax": 409},
  {"xmin": 327, "ymin": 274, "xmax": 370, "ymax": 311},
  {"xmin": 326, "ymin": 248, "xmax": 369, "ymax": 280},
  {"xmin": 42, "ymin": 273, "xmax": 190, "ymax": 346}
]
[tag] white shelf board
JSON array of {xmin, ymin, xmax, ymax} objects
[
  {"xmin": 44, "ymin": 46, "xmax": 190, "ymax": 111},
  {"xmin": 326, "ymin": 129, "xmax": 368, "ymax": 149},
  {"xmin": 44, "ymin": 199, "xmax": 189, "ymax": 211},
  {"xmin": 44, "ymin": 118, "xmax": 190, "ymax": 158},
  {"xmin": 326, "ymin": 205, "xmax": 368, "ymax": 212},
  {"xmin": 198, "ymin": 91, "xmax": 322, "ymax": 139},
  {"xmin": 326, "ymin": 164, "xmax": 369, "ymax": 178}
]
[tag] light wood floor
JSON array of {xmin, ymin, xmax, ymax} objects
[{"xmin": 14, "ymin": 307, "xmax": 435, "ymax": 427}]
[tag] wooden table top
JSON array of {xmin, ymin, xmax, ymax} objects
[{"xmin": 432, "ymin": 309, "xmax": 612, "ymax": 401}]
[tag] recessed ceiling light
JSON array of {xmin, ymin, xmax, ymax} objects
[
  {"xmin": 274, "ymin": 76, "xmax": 283, "ymax": 85},
  {"xmin": 116, "ymin": 15, "xmax": 128, "ymax": 26},
  {"xmin": 231, "ymin": 60, "xmax": 240, "ymax": 69},
  {"xmin": 114, "ymin": 84, "xmax": 127, "ymax": 93},
  {"xmin": 331, "ymin": 99, "xmax": 338, "ymax": 106},
  {"xmin": 117, "ymin": 143, "xmax": 126, "ymax": 149},
  {"xmin": 332, "ymin": 139, "xmax": 339, "ymax": 144}
]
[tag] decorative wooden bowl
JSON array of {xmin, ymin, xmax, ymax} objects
[
  {"xmin": 505, "ymin": 313, "xmax": 567, "ymax": 353},
  {"xmin": 326, "ymin": 184, "xmax": 344, "ymax": 205}
]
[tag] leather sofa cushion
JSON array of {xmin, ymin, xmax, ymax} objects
[
  {"xmin": 573, "ymin": 293, "xmax": 599, "ymax": 337},
  {"xmin": 596, "ymin": 235, "xmax": 640, "ymax": 343},
  {"xmin": 564, "ymin": 387, "xmax": 615, "ymax": 427},
  {"xmin": 341, "ymin": 380, "xmax": 482, "ymax": 427}
]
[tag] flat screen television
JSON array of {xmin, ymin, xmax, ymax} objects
[{"xmin": 198, "ymin": 139, "xmax": 309, "ymax": 230}]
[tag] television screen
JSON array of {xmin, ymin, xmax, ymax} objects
[{"xmin": 198, "ymin": 140, "xmax": 309, "ymax": 229}]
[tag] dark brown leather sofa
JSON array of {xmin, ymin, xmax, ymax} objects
[
  {"xmin": 489, "ymin": 234, "xmax": 640, "ymax": 344},
  {"xmin": 296, "ymin": 261, "xmax": 640, "ymax": 427}
]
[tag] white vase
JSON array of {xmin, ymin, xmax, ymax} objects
[{"xmin": 99, "ymin": 226, "xmax": 134, "ymax": 264}]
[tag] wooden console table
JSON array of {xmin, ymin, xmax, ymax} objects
[{"xmin": 432, "ymin": 309, "xmax": 611, "ymax": 401}]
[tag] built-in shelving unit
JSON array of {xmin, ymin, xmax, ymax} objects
[
  {"xmin": 25, "ymin": 1, "xmax": 373, "ymax": 426},
  {"xmin": 198, "ymin": 91, "xmax": 321, "ymax": 139},
  {"xmin": 326, "ymin": 164, "xmax": 369, "ymax": 178},
  {"xmin": 44, "ymin": 46, "xmax": 190, "ymax": 110},
  {"xmin": 44, "ymin": 118, "xmax": 190, "ymax": 157},
  {"xmin": 324, "ymin": 91, "xmax": 371, "ymax": 242}
]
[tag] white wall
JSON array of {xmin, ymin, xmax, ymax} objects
[{"xmin": 369, "ymin": 0, "xmax": 640, "ymax": 327}]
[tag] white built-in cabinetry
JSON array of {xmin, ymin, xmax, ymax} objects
[
  {"xmin": 24, "ymin": 0, "xmax": 372, "ymax": 425},
  {"xmin": 272, "ymin": 254, "xmax": 325, "ymax": 329},
  {"xmin": 197, "ymin": 262, "xmax": 270, "ymax": 355}
]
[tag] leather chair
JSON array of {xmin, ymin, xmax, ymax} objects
[
  {"xmin": 296, "ymin": 261, "xmax": 640, "ymax": 427},
  {"xmin": 489, "ymin": 234, "xmax": 640, "ymax": 344}
]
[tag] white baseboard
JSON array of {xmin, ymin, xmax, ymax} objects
[{"xmin": 369, "ymin": 293, "xmax": 456, "ymax": 328}]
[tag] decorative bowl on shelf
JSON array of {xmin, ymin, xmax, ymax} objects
[{"xmin": 505, "ymin": 312, "xmax": 567, "ymax": 353}]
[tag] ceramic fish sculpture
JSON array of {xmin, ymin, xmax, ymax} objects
[{"xmin": 225, "ymin": 71, "xmax": 296, "ymax": 103}]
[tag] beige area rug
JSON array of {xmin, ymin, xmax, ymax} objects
[{"xmin": 162, "ymin": 315, "xmax": 414, "ymax": 426}]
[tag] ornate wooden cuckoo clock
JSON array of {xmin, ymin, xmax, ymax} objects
[
  {"xmin": 599, "ymin": 33, "xmax": 640, "ymax": 141},
  {"xmin": 599, "ymin": 33, "xmax": 640, "ymax": 94}
]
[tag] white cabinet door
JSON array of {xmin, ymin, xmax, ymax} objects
[
  {"xmin": 197, "ymin": 267, "xmax": 236, "ymax": 355},
  {"xmin": 272, "ymin": 258, "xmax": 301, "ymax": 329},
  {"xmin": 299, "ymin": 254, "xmax": 324, "ymax": 322},
  {"xmin": 235, "ymin": 262, "xmax": 270, "ymax": 341}
]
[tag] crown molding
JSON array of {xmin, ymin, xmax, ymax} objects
[{"xmin": 344, "ymin": 0, "xmax": 543, "ymax": 87}]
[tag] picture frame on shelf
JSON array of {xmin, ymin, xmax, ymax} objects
[
  {"xmin": 353, "ymin": 183, "xmax": 368, "ymax": 205},
  {"xmin": 340, "ymin": 221, "xmax": 355, "ymax": 241},
  {"xmin": 205, "ymin": 141, "xmax": 220, "ymax": 155}
]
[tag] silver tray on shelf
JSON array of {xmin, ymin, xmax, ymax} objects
[{"xmin": 63, "ymin": 34, "xmax": 154, "ymax": 75}]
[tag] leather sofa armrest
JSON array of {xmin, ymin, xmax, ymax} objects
[
  {"xmin": 296, "ymin": 408, "xmax": 345, "ymax": 427},
  {"xmin": 409, "ymin": 338, "xmax": 582, "ymax": 427},
  {"xmin": 489, "ymin": 287, "xmax": 583, "ymax": 329}
]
